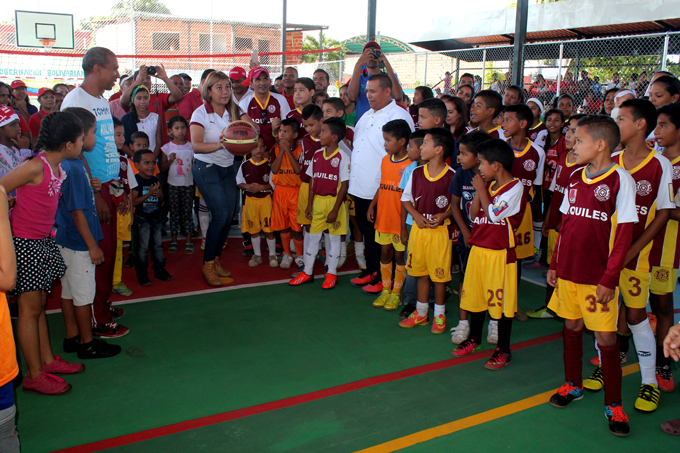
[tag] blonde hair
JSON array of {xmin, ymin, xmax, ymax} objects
[{"xmin": 201, "ymin": 71, "xmax": 241, "ymax": 120}]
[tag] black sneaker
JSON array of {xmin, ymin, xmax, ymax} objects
[
  {"xmin": 63, "ymin": 336, "xmax": 80, "ymax": 353},
  {"xmin": 110, "ymin": 306, "xmax": 125, "ymax": 320},
  {"xmin": 399, "ymin": 304, "xmax": 416, "ymax": 320},
  {"xmin": 138, "ymin": 274, "xmax": 152, "ymax": 286},
  {"xmin": 154, "ymin": 269, "xmax": 173, "ymax": 281},
  {"xmin": 549, "ymin": 382, "xmax": 584, "ymax": 408},
  {"xmin": 243, "ymin": 242, "xmax": 254, "ymax": 257},
  {"xmin": 77, "ymin": 338, "xmax": 122, "ymax": 359},
  {"xmin": 124, "ymin": 255, "xmax": 136, "ymax": 268},
  {"xmin": 92, "ymin": 322, "xmax": 130, "ymax": 339},
  {"xmin": 605, "ymin": 404, "xmax": 630, "ymax": 437}
]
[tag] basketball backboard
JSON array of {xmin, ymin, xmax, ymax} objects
[{"xmin": 15, "ymin": 11, "xmax": 74, "ymax": 50}]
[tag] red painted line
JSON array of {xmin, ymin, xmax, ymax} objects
[{"xmin": 54, "ymin": 332, "xmax": 563, "ymax": 453}]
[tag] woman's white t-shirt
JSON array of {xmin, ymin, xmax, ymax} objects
[
  {"xmin": 137, "ymin": 113, "xmax": 159, "ymax": 152},
  {"xmin": 190, "ymin": 102, "xmax": 244, "ymax": 167},
  {"xmin": 161, "ymin": 141, "xmax": 194, "ymax": 186}
]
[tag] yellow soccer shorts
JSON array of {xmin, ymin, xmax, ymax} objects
[
  {"xmin": 547, "ymin": 229, "xmax": 558, "ymax": 266},
  {"xmin": 515, "ymin": 204, "xmax": 534, "ymax": 260},
  {"xmin": 241, "ymin": 196, "xmax": 273, "ymax": 235},
  {"xmin": 650, "ymin": 266, "xmax": 678, "ymax": 296},
  {"xmin": 548, "ymin": 278, "xmax": 619, "ymax": 332},
  {"xmin": 310, "ymin": 195, "xmax": 348, "ymax": 235},
  {"xmin": 296, "ymin": 182, "xmax": 311, "ymax": 226},
  {"xmin": 117, "ymin": 211, "xmax": 132, "ymax": 241},
  {"xmin": 347, "ymin": 195, "xmax": 356, "ymax": 217},
  {"xmin": 375, "ymin": 231, "xmax": 405, "ymax": 252},
  {"xmin": 619, "ymin": 268, "xmax": 651, "ymax": 309},
  {"xmin": 271, "ymin": 185, "xmax": 302, "ymax": 232},
  {"xmin": 460, "ymin": 246, "xmax": 518, "ymax": 319},
  {"xmin": 406, "ymin": 224, "xmax": 451, "ymax": 282}
]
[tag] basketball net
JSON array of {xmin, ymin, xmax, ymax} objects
[{"xmin": 39, "ymin": 39, "xmax": 56, "ymax": 53}]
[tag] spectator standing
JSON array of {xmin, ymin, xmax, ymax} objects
[
  {"xmin": 281, "ymin": 67, "xmax": 298, "ymax": 109},
  {"xmin": 313, "ymin": 69, "xmax": 330, "ymax": 94},
  {"xmin": 178, "ymin": 69, "xmax": 214, "ymax": 142},
  {"xmin": 109, "ymin": 75, "xmax": 133, "ymax": 120},
  {"xmin": 606, "ymin": 73, "xmax": 623, "ymax": 91},
  {"xmin": 28, "ymin": 88, "xmax": 57, "ymax": 145},
  {"xmin": 10, "ymin": 80, "xmax": 37, "ymax": 124}
]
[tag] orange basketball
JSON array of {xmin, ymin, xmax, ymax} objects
[{"xmin": 222, "ymin": 121, "xmax": 258, "ymax": 155}]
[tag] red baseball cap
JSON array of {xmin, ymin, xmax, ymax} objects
[
  {"xmin": 363, "ymin": 41, "xmax": 382, "ymax": 51},
  {"xmin": 0, "ymin": 105, "xmax": 19, "ymax": 128},
  {"xmin": 250, "ymin": 67, "xmax": 270, "ymax": 82},
  {"xmin": 229, "ymin": 67, "xmax": 249, "ymax": 86},
  {"xmin": 11, "ymin": 80, "xmax": 27, "ymax": 89},
  {"xmin": 38, "ymin": 88, "xmax": 55, "ymax": 98}
]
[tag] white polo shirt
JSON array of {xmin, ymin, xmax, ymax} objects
[
  {"xmin": 348, "ymin": 100, "xmax": 415, "ymax": 199},
  {"xmin": 190, "ymin": 101, "xmax": 243, "ymax": 167}
]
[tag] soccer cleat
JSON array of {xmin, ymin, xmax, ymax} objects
[
  {"xmin": 431, "ymin": 314, "xmax": 446, "ymax": 334},
  {"xmin": 399, "ymin": 304, "xmax": 416, "ymax": 320},
  {"xmin": 605, "ymin": 404, "xmax": 630, "ymax": 437},
  {"xmin": 242, "ymin": 243, "xmax": 254, "ymax": 257},
  {"xmin": 484, "ymin": 348, "xmax": 512, "ymax": 370},
  {"xmin": 514, "ymin": 307, "xmax": 528, "ymax": 322},
  {"xmin": 549, "ymin": 382, "xmax": 584, "ymax": 408},
  {"xmin": 110, "ymin": 306, "xmax": 125, "ymax": 320},
  {"xmin": 351, "ymin": 270, "xmax": 374, "ymax": 287},
  {"xmin": 362, "ymin": 279, "xmax": 384, "ymax": 295},
  {"xmin": 22, "ymin": 371, "xmax": 71, "ymax": 396},
  {"xmin": 656, "ymin": 365, "xmax": 676, "ymax": 393},
  {"xmin": 321, "ymin": 273, "xmax": 338, "ymax": 290},
  {"xmin": 451, "ymin": 339, "xmax": 482, "ymax": 358},
  {"xmin": 398, "ymin": 311, "xmax": 429, "ymax": 328},
  {"xmin": 112, "ymin": 282, "xmax": 132, "ymax": 297},
  {"xmin": 62, "ymin": 336, "xmax": 80, "ymax": 353},
  {"xmin": 42, "ymin": 355, "xmax": 85, "ymax": 375},
  {"xmin": 590, "ymin": 352, "xmax": 626, "ymax": 367},
  {"xmin": 294, "ymin": 254, "xmax": 304, "ymax": 268},
  {"xmin": 590, "ymin": 356, "xmax": 600, "ymax": 366},
  {"xmin": 661, "ymin": 418, "xmax": 680, "ymax": 436},
  {"xmin": 526, "ymin": 305, "xmax": 555, "ymax": 319},
  {"xmin": 372, "ymin": 289, "xmax": 391, "ymax": 308},
  {"xmin": 634, "ymin": 384, "xmax": 660, "ymax": 413},
  {"xmin": 93, "ymin": 322, "xmax": 130, "ymax": 339},
  {"xmin": 77, "ymin": 338, "xmax": 122, "ymax": 359},
  {"xmin": 383, "ymin": 292, "xmax": 402, "ymax": 311},
  {"xmin": 583, "ymin": 366, "xmax": 604, "ymax": 391},
  {"xmin": 289, "ymin": 273, "xmax": 314, "ymax": 286},
  {"xmin": 269, "ymin": 255, "xmax": 279, "ymax": 268},
  {"xmin": 450, "ymin": 322, "xmax": 470, "ymax": 344},
  {"xmin": 248, "ymin": 255, "xmax": 263, "ymax": 267},
  {"xmin": 356, "ymin": 253, "xmax": 367, "ymax": 270},
  {"xmin": 280, "ymin": 253, "xmax": 294, "ymax": 270},
  {"xmin": 200, "ymin": 238, "xmax": 206, "ymax": 250},
  {"xmin": 487, "ymin": 320, "xmax": 498, "ymax": 345},
  {"xmin": 451, "ymin": 264, "xmax": 460, "ymax": 274}
]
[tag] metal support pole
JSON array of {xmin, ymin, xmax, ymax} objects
[
  {"xmin": 556, "ymin": 42, "xmax": 564, "ymax": 97},
  {"xmin": 209, "ymin": 0, "xmax": 214, "ymax": 68},
  {"xmin": 482, "ymin": 49, "xmax": 487, "ymax": 90},
  {"xmin": 424, "ymin": 53, "xmax": 428, "ymax": 86},
  {"xmin": 367, "ymin": 0, "xmax": 377, "ymax": 42},
  {"xmin": 512, "ymin": 0, "xmax": 529, "ymax": 87},
  {"xmin": 662, "ymin": 32, "xmax": 670, "ymax": 71},
  {"xmin": 319, "ymin": 29, "xmax": 324, "ymax": 62},
  {"xmin": 129, "ymin": 0, "xmax": 136, "ymax": 67},
  {"xmin": 455, "ymin": 57, "xmax": 460, "ymax": 89},
  {"xmin": 281, "ymin": 0, "xmax": 287, "ymax": 72}
]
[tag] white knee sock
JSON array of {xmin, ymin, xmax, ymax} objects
[
  {"xmin": 416, "ymin": 301, "xmax": 429, "ymax": 317},
  {"xmin": 355, "ymin": 240, "xmax": 365, "ymax": 256},
  {"xmin": 533, "ymin": 221, "xmax": 543, "ymax": 252},
  {"xmin": 199, "ymin": 199, "xmax": 209, "ymax": 239},
  {"xmin": 434, "ymin": 304, "xmax": 445, "ymax": 317},
  {"xmin": 594, "ymin": 338, "xmax": 602, "ymax": 364},
  {"xmin": 252, "ymin": 235, "xmax": 261, "ymax": 256},
  {"xmin": 326, "ymin": 234, "xmax": 341, "ymax": 275},
  {"xmin": 266, "ymin": 237, "xmax": 277, "ymax": 256},
  {"xmin": 341, "ymin": 240, "xmax": 347, "ymax": 256},
  {"xmin": 304, "ymin": 229, "xmax": 310, "ymax": 256},
  {"xmin": 304, "ymin": 232, "xmax": 322, "ymax": 275},
  {"xmin": 629, "ymin": 319, "xmax": 657, "ymax": 386}
]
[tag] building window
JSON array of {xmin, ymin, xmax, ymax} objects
[
  {"xmin": 258, "ymin": 39, "xmax": 270, "ymax": 54},
  {"xmin": 198, "ymin": 33, "xmax": 226, "ymax": 52},
  {"xmin": 152, "ymin": 32, "xmax": 180, "ymax": 51},
  {"xmin": 234, "ymin": 37, "xmax": 253, "ymax": 51}
]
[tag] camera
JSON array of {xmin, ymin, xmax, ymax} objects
[
  {"xmin": 372, "ymin": 50, "xmax": 382, "ymax": 59},
  {"xmin": 147, "ymin": 66, "xmax": 157, "ymax": 76}
]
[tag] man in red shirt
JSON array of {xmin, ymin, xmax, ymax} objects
[
  {"xmin": 178, "ymin": 69, "xmax": 214, "ymax": 141},
  {"xmin": 28, "ymin": 88, "xmax": 57, "ymax": 144},
  {"xmin": 281, "ymin": 67, "xmax": 297, "ymax": 109}
]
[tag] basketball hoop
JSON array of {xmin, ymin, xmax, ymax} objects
[{"xmin": 40, "ymin": 38, "xmax": 56, "ymax": 52}]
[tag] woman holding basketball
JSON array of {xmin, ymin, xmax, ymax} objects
[{"xmin": 190, "ymin": 71, "xmax": 257, "ymax": 286}]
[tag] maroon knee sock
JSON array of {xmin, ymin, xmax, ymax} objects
[
  {"xmin": 600, "ymin": 340, "xmax": 622, "ymax": 407},
  {"xmin": 564, "ymin": 327, "xmax": 583, "ymax": 387}
]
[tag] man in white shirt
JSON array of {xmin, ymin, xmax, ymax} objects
[
  {"xmin": 606, "ymin": 73, "xmax": 623, "ymax": 91},
  {"xmin": 349, "ymin": 73, "xmax": 415, "ymax": 292}
]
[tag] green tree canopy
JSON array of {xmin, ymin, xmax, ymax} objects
[
  {"xmin": 111, "ymin": 0, "xmax": 172, "ymax": 14},
  {"xmin": 302, "ymin": 35, "xmax": 345, "ymax": 63}
]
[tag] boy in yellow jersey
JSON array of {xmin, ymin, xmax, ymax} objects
[
  {"xmin": 649, "ymin": 102, "xmax": 680, "ymax": 391},
  {"xmin": 290, "ymin": 118, "xmax": 350, "ymax": 289},
  {"xmin": 367, "ymin": 119, "xmax": 413, "ymax": 310},
  {"xmin": 469, "ymin": 90, "xmax": 506, "ymax": 139},
  {"xmin": 583, "ymin": 100, "xmax": 673, "ymax": 414},
  {"xmin": 399, "ymin": 128, "xmax": 456, "ymax": 334},
  {"xmin": 452, "ymin": 139, "xmax": 526, "ymax": 369},
  {"xmin": 271, "ymin": 118, "xmax": 303, "ymax": 270}
]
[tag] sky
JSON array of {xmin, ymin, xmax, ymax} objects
[{"xmin": 5, "ymin": 0, "xmax": 510, "ymax": 43}]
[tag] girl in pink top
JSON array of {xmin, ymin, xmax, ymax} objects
[{"xmin": 0, "ymin": 111, "xmax": 86, "ymax": 396}]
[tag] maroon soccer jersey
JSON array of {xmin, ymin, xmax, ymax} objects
[
  {"xmin": 509, "ymin": 139, "xmax": 545, "ymax": 202},
  {"xmin": 468, "ymin": 179, "xmax": 526, "ymax": 251},
  {"xmin": 612, "ymin": 149, "xmax": 675, "ymax": 271},
  {"xmin": 239, "ymin": 92, "xmax": 290, "ymax": 151},
  {"xmin": 543, "ymin": 136, "xmax": 567, "ymax": 190},
  {"xmin": 545, "ymin": 150, "xmax": 581, "ymax": 230},
  {"xmin": 306, "ymin": 147, "xmax": 351, "ymax": 197},
  {"xmin": 649, "ymin": 155, "xmax": 680, "ymax": 269},
  {"xmin": 299, "ymin": 135, "xmax": 322, "ymax": 184},
  {"xmin": 466, "ymin": 126, "xmax": 505, "ymax": 140},
  {"xmin": 408, "ymin": 105, "xmax": 419, "ymax": 129},
  {"xmin": 553, "ymin": 165, "xmax": 638, "ymax": 288},
  {"xmin": 344, "ymin": 127, "xmax": 355, "ymax": 146},
  {"xmin": 529, "ymin": 122, "xmax": 548, "ymax": 149},
  {"xmin": 401, "ymin": 164, "xmax": 455, "ymax": 222},
  {"xmin": 237, "ymin": 158, "xmax": 272, "ymax": 198}
]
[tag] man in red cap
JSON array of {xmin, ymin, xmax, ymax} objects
[
  {"xmin": 10, "ymin": 80, "xmax": 38, "ymax": 123},
  {"xmin": 28, "ymin": 88, "xmax": 56, "ymax": 144},
  {"xmin": 229, "ymin": 67, "xmax": 251, "ymax": 103},
  {"xmin": 178, "ymin": 69, "xmax": 215, "ymax": 141},
  {"xmin": 348, "ymin": 42, "xmax": 403, "ymax": 122}
]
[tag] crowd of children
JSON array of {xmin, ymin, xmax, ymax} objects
[{"xmin": 1, "ymin": 62, "xmax": 680, "ymax": 445}]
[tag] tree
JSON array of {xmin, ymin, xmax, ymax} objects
[
  {"xmin": 302, "ymin": 35, "xmax": 345, "ymax": 63},
  {"xmin": 575, "ymin": 56, "xmax": 680, "ymax": 82},
  {"xmin": 111, "ymin": 0, "xmax": 172, "ymax": 14}
]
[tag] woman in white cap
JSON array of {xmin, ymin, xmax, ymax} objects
[{"xmin": 527, "ymin": 97, "xmax": 548, "ymax": 149}]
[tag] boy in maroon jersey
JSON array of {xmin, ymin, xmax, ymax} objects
[
  {"xmin": 418, "ymin": 99, "xmax": 447, "ymax": 130},
  {"xmin": 585, "ymin": 99, "xmax": 673, "ymax": 414},
  {"xmin": 649, "ymin": 102, "xmax": 680, "ymax": 391},
  {"xmin": 289, "ymin": 118, "xmax": 350, "ymax": 289},
  {"xmin": 469, "ymin": 91, "xmax": 505, "ymax": 139},
  {"xmin": 285, "ymin": 77, "xmax": 315, "ymax": 140},
  {"xmin": 398, "ymin": 128, "xmax": 455, "ymax": 335},
  {"xmin": 452, "ymin": 139, "xmax": 526, "ymax": 370},
  {"xmin": 547, "ymin": 115, "xmax": 638, "ymax": 437},
  {"xmin": 236, "ymin": 136, "xmax": 277, "ymax": 267}
]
